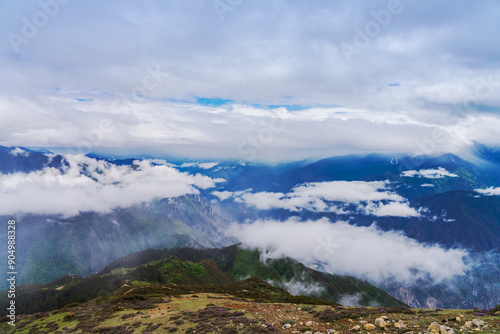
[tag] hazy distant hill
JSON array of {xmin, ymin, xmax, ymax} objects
[{"xmin": 0, "ymin": 195, "xmax": 235, "ymax": 289}]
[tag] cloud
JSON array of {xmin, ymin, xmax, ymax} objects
[
  {"xmin": 228, "ymin": 218, "xmax": 469, "ymax": 284},
  {"xmin": 0, "ymin": 154, "xmax": 224, "ymax": 217},
  {"xmin": 3, "ymin": 93, "xmax": 499, "ymax": 161},
  {"xmin": 266, "ymin": 278, "xmax": 325, "ymax": 297},
  {"xmin": 338, "ymin": 293, "xmax": 364, "ymax": 307},
  {"xmin": 1, "ymin": 2, "xmax": 500, "ymax": 160},
  {"xmin": 0, "ymin": 94, "xmax": 469, "ymax": 162},
  {"xmin": 211, "ymin": 190, "xmax": 234, "ymax": 201},
  {"xmin": 2, "ymin": 1, "xmax": 499, "ymax": 110},
  {"xmin": 220, "ymin": 181, "xmax": 420, "ymax": 217},
  {"xmin": 476, "ymin": 187, "xmax": 500, "ymax": 196},
  {"xmin": 10, "ymin": 147, "xmax": 29, "ymax": 156},
  {"xmin": 281, "ymin": 280, "xmax": 324, "ymax": 297},
  {"xmin": 402, "ymin": 167, "xmax": 458, "ymax": 178},
  {"xmin": 364, "ymin": 201, "xmax": 421, "ymax": 218}
]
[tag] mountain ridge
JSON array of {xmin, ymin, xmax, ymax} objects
[{"xmin": 0, "ymin": 245, "xmax": 404, "ymax": 316}]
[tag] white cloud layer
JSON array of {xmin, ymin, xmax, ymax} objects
[
  {"xmin": 228, "ymin": 219, "xmax": 469, "ymax": 284},
  {"xmin": 0, "ymin": 154, "xmax": 224, "ymax": 217},
  {"xmin": 2, "ymin": 95, "xmax": 500, "ymax": 161},
  {"xmin": 211, "ymin": 190, "xmax": 234, "ymax": 201},
  {"xmin": 402, "ymin": 167, "xmax": 458, "ymax": 179},
  {"xmin": 11, "ymin": 147, "xmax": 29, "ymax": 156},
  {"xmin": 267, "ymin": 279, "xmax": 325, "ymax": 297},
  {"xmin": 216, "ymin": 181, "xmax": 420, "ymax": 217},
  {"xmin": 476, "ymin": 187, "xmax": 500, "ymax": 196},
  {"xmin": 338, "ymin": 293, "xmax": 364, "ymax": 307}
]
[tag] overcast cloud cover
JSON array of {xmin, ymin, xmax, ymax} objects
[{"xmin": 1, "ymin": 1, "xmax": 500, "ymax": 161}]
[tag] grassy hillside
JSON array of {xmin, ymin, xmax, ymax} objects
[
  {"xmin": 0, "ymin": 245, "xmax": 404, "ymax": 316},
  {"xmin": 100, "ymin": 245, "xmax": 405, "ymax": 307}
]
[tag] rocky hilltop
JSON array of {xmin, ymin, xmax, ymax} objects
[{"xmin": 1, "ymin": 286, "xmax": 498, "ymax": 333}]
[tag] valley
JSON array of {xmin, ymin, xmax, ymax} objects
[{"xmin": 1, "ymin": 145, "xmax": 500, "ymax": 310}]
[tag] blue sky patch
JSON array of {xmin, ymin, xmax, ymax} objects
[
  {"xmin": 268, "ymin": 104, "xmax": 309, "ymax": 111},
  {"xmin": 195, "ymin": 97, "xmax": 234, "ymax": 106}
]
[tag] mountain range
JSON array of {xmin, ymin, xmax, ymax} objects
[{"xmin": 1, "ymin": 144, "xmax": 500, "ymax": 309}]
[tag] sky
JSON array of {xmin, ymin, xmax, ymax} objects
[{"xmin": 1, "ymin": 0, "xmax": 500, "ymax": 161}]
